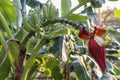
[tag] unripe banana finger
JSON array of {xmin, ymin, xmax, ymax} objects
[
  {"xmin": 23, "ymin": 15, "xmax": 28, "ymax": 25},
  {"xmin": 24, "ymin": 23, "xmax": 36, "ymax": 32},
  {"xmin": 51, "ymin": 5, "xmax": 57, "ymax": 19},
  {"xmin": 48, "ymin": 3, "xmax": 53, "ymax": 19},
  {"xmin": 28, "ymin": 15, "xmax": 34, "ymax": 27},
  {"xmin": 35, "ymin": 24, "xmax": 41, "ymax": 31},
  {"xmin": 39, "ymin": 13, "xmax": 43, "ymax": 25},
  {"xmin": 42, "ymin": 5, "xmax": 48, "ymax": 19},
  {"xmin": 33, "ymin": 13, "xmax": 40, "ymax": 25}
]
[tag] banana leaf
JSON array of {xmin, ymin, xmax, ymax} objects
[
  {"xmin": 0, "ymin": 0, "xmax": 16, "ymax": 23},
  {"xmin": 0, "ymin": 48, "xmax": 11, "ymax": 80}
]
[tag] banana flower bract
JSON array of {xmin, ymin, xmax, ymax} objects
[{"xmin": 78, "ymin": 25, "xmax": 107, "ymax": 72}]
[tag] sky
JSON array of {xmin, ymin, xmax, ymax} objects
[
  {"xmin": 38, "ymin": 0, "xmax": 120, "ymax": 12},
  {"xmin": 101, "ymin": 0, "xmax": 120, "ymax": 10}
]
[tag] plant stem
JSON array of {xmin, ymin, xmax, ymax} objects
[
  {"xmin": 43, "ymin": 18, "xmax": 83, "ymax": 29},
  {"xmin": 21, "ymin": 31, "xmax": 34, "ymax": 45},
  {"xmin": 0, "ymin": 12, "xmax": 20, "ymax": 78},
  {"xmin": 0, "ymin": 32, "xmax": 15, "ymax": 69},
  {"xmin": 0, "ymin": 12, "xmax": 12, "ymax": 38},
  {"xmin": 62, "ymin": 0, "xmax": 90, "ymax": 18},
  {"xmin": 21, "ymin": 36, "xmax": 47, "ymax": 80},
  {"xmin": 0, "ymin": 13, "xmax": 18, "ymax": 57},
  {"xmin": 15, "ymin": 46, "xmax": 26, "ymax": 80}
]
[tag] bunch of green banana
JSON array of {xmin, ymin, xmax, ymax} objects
[
  {"xmin": 23, "ymin": 15, "xmax": 35, "ymax": 32},
  {"xmin": 22, "ymin": 3, "xmax": 59, "ymax": 32},
  {"xmin": 42, "ymin": 3, "xmax": 59, "ymax": 20},
  {"xmin": 23, "ymin": 7, "xmax": 43, "ymax": 32}
]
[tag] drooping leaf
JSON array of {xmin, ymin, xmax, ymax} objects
[
  {"xmin": 73, "ymin": 62, "xmax": 90, "ymax": 80},
  {"xmin": 113, "ymin": 65, "xmax": 120, "ymax": 75},
  {"xmin": 0, "ymin": 0, "xmax": 17, "ymax": 23},
  {"xmin": 106, "ymin": 48, "xmax": 119, "ymax": 54},
  {"xmin": 108, "ymin": 30, "xmax": 120, "ymax": 42},
  {"xmin": 71, "ymin": 55, "xmax": 91, "ymax": 80},
  {"xmin": 114, "ymin": 8, "xmax": 120, "ymax": 19},
  {"xmin": 106, "ymin": 54, "xmax": 119, "ymax": 60},
  {"xmin": 107, "ymin": 61, "xmax": 120, "ymax": 76},
  {"xmin": 66, "ymin": 14, "xmax": 88, "ymax": 21},
  {"xmin": 61, "ymin": 0, "xmax": 71, "ymax": 15},
  {"xmin": 75, "ymin": 45, "xmax": 87, "ymax": 54},
  {"xmin": 83, "ymin": 55, "xmax": 100, "ymax": 69},
  {"xmin": 71, "ymin": 55, "xmax": 103, "ymax": 79}
]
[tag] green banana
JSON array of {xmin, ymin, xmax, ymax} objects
[
  {"xmin": 34, "ymin": 7, "xmax": 43, "ymax": 26},
  {"xmin": 30, "ymin": 12, "xmax": 36, "ymax": 26},
  {"xmin": 27, "ymin": 15, "xmax": 34, "ymax": 27},
  {"xmin": 47, "ymin": 3, "xmax": 50, "ymax": 18},
  {"xmin": 33, "ymin": 13, "xmax": 40, "ymax": 25},
  {"xmin": 48, "ymin": 3, "xmax": 59, "ymax": 19},
  {"xmin": 38, "ymin": 8, "xmax": 43, "ymax": 23},
  {"xmin": 39, "ymin": 13, "xmax": 43, "ymax": 25},
  {"xmin": 48, "ymin": 3, "xmax": 55, "ymax": 19},
  {"xmin": 36, "ymin": 7, "xmax": 42, "ymax": 24},
  {"xmin": 23, "ymin": 15, "xmax": 28, "ymax": 25},
  {"xmin": 24, "ymin": 23, "xmax": 36, "ymax": 32},
  {"xmin": 22, "ymin": 3, "xmax": 60, "ymax": 33},
  {"xmin": 35, "ymin": 23, "xmax": 41, "ymax": 31},
  {"xmin": 42, "ymin": 4, "xmax": 48, "ymax": 20}
]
